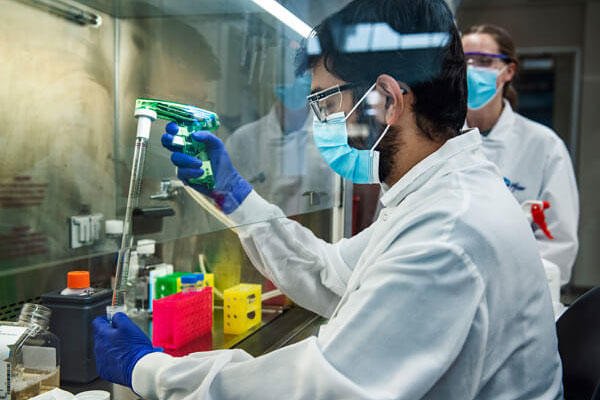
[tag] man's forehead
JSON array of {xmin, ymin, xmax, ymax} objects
[{"xmin": 310, "ymin": 59, "xmax": 347, "ymax": 93}]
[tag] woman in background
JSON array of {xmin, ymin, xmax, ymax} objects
[{"xmin": 462, "ymin": 24, "xmax": 579, "ymax": 304}]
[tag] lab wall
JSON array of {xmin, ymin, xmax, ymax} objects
[{"xmin": 457, "ymin": 0, "xmax": 600, "ymax": 287}]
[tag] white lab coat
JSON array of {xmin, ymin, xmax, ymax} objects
[
  {"xmin": 225, "ymin": 107, "xmax": 335, "ymax": 216},
  {"xmin": 132, "ymin": 130, "xmax": 563, "ymax": 400},
  {"xmin": 471, "ymin": 101, "xmax": 579, "ymax": 285}
]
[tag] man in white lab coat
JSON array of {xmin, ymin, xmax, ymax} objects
[{"xmin": 93, "ymin": 0, "xmax": 563, "ymax": 398}]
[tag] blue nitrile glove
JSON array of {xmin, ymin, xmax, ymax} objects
[
  {"xmin": 161, "ymin": 122, "xmax": 253, "ymax": 214},
  {"xmin": 92, "ymin": 312, "xmax": 161, "ymax": 388}
]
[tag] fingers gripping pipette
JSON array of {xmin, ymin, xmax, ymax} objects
[
  {"xmin": 137, "ymin": 98, "xmax": 220, "ymax": 187},
  {"xmin": 109, "ymin": 99, "xmax": 220, "ymax": 321}
]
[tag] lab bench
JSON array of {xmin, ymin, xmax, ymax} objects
[{"xmin": 61, "ymin": 306, "xmax": 324, "ymax": 398}]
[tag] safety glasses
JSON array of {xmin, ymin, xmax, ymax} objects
[
  {"xmin": 307, "ymin": 82, "xmax": 410, "ymax": 123},
  {"xmin": 306, "ymin": 83, "xmax": 360, "ymax": 123},
  {"xmin": 465, "ymin": 51, "xmax": 511, "ymax": 68}
]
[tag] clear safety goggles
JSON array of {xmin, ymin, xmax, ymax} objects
[
  {"xmin": 306, "ymin": 82, "xmax": 409, "ymax": 122},
  {"xmin": 465, "ymin": 51, "xmax": 511, "ymax": 68},
  {"xmin": 306, "ymin": 83, "xmax": 364, "ymax": 123},
  {"xmin": 307, "ymin": 81, "xmax": 409, "ymax": 124}
]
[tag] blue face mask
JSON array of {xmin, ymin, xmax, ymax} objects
[
  {"xmin": 313, "ymin": 111, "xmax": 391, "ymax": 184},
  {"xmin": 467, "ymin": 66, "xmax": 503, "ymax": 110},
  {"xmin": 274, "ymin": 73, "xmax": 312, "ymax": 110}
]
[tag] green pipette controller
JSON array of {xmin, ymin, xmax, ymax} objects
[{"xmin": 135, "ymin": 98, "xmax": 220, "ymax": 189}]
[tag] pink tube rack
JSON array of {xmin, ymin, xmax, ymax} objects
[{"xmin": 152, "ymin": 287, "xmax": 213, "ymax": 351}]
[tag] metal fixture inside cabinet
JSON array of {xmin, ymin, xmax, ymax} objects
[
  {"xmin": 302, "ymin": 191, "xmax": 329, "ymax": 207},
  {"xmin": 16, "ymin": 0, "xmax": 102, "ymax": 26},
  {"xmin": 69, "ymin": 213, "xmax": 103, "ymax": 249},
  {"xmin": 151, "ymin": 179, "xmax": 184, "ymax": 201}
]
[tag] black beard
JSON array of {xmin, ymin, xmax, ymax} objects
[
  {"xmin": 346, "ymin": 121, "xmax": 399, "ymax": 184},
  {"xmin": 377, "ymin": 125, "xmax": 399, "ymax": 183}
]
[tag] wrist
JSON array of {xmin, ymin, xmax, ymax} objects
[
  {"xmin": 131, "ymin": 352, "xmax": 176, "ymax": 399},
  {"xmin": 214, "ymin": 175, "xmax": 253, "ymax": 214},
  {"xmin": 125, "ymin": 347, "xmax": 162, "ymax": 388}
]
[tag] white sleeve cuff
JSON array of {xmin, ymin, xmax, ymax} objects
[
  {"xmin": 132, "ymin": 352, "xmax": 175, "ymax": 399},
  {"xmin": 229, "ymin": 190, "xmax": 285, "ymax": 227}
]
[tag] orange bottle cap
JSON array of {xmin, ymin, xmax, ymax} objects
[{"xmin": 67, "ymin": 271, "xmax": 90, "ymax": 289}]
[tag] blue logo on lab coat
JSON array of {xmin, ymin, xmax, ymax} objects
[{"xmin": 503, "ymin": 177, "xmax": 525, "ymax": 192}]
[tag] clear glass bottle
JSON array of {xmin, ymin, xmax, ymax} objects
[{"xmin": 0, "ymin": 304, "xmax": 61, "ymax": 400}]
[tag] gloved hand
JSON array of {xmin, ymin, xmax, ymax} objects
[
  {"xmin": 92, "ymin": 312, "xmax": 161, "ymax": 388},
  {"xmin": 161, "ymin": 122, "xmax": 253, "ymax": 214}
]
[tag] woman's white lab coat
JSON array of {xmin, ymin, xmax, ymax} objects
[
  {"xmin": 477, "ymin": 101, "xmax": 579, "ymax": 285},
  {"xmin": 132, "ymin": 131, "xmax": 563, "ymax": 400}
]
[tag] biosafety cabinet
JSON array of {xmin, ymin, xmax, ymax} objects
[{"xmin": 0, "ymin": 0, "xmax": 353, "ymax": 393}]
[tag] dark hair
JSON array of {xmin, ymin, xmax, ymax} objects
[
  {"xmin": 464, "ymin": 24, "xmax": 519, "ymax": 109},
  {"xmin": 298, "ymin": 0, "xmax": 467, "ymax": 142}
]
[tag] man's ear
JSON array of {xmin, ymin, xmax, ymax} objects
[{"xmin": 376, "ymin": 74, "xmax": 406, "ymax": 125}]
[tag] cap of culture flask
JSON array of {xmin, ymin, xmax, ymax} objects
[{"xmin": 67, "ymin": 271, "xmax": 91, "ymax": 289}]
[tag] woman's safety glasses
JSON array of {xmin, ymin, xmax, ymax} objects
[{"xmin": 464, "ymin": 51, "xmax": 511, "ymax": 68}]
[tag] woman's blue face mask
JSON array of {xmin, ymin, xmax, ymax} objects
[{"xmin": 466, "ymin": 66, "xmax": 506, "ymax": 110}]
